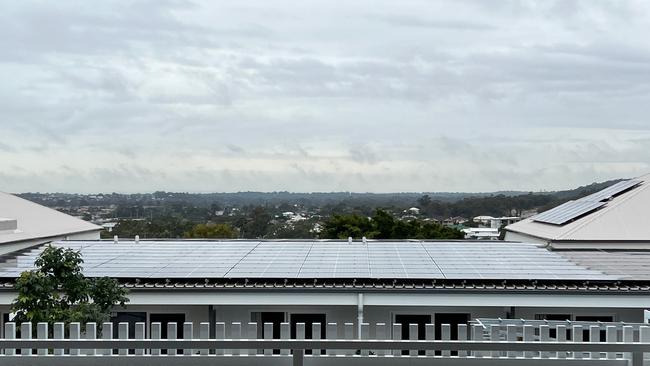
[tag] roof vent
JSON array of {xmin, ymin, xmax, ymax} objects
[{"xmin": 348, "ymin": 237, "xmax": 353, "ymax": 245}]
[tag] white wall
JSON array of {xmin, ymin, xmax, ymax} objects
[{"xmin": 504, "ymin": 231, "xmax": 548, "ymax": 245}]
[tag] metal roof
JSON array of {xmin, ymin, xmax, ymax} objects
[
  {"xmin": 506, "ymin": 173, "xmax": 650, "ymax": 243},
  {"xmin": 0, "ymin": 240, "xmax": 614, "ymax": 281},
  {"xmin": 559, "ymin": 249, "xmax": 650, "ymax": 280},
  {"xmin": 0, "ymin": 192, "xmax": 101, "ymax": 245}
]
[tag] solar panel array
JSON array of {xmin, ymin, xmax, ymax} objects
[
  {"xmin": 0, "ymin": 240, "xmax": 613, "ymax": 280},
  {"xmin": 532, "ymin": 179, "xmax": 643, "ymax": 226},
  {"xmin": 531, "ymin": 200, "xmax": 607, "ymax": 225}
]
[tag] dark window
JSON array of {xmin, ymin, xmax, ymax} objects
[
  {"xmin": 395, "ymin": 314, "xmax": 431, "ymax": 355},
  {"xmin": 150, "ymin": 313, "xmax": 186, "ymax": 354},
  {"xmin": 575, "ymin": 316, "xmax": 613, "ymax": 342},
  {"xmin": 290, "ymin": 313, "xmax": 326, "ymax": 355},
  {"xmin": 260, "ymin": 312, "xmax": 284, "ymax": 354},
  {"xmin": 111, "ymin": 312, "xmax": 146, "ymax": 338}
]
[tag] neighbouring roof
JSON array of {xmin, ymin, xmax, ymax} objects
[
  {"xmin": 0, "ymin": 192, "xmax": 101, "ymax": 245},
  {"xmin": 505, "ymin": 174, "xmax": 650, "ymax": 242},
  {"xmin": 0, "ymin": 240, "xmax": 613, "ymax": 281}
]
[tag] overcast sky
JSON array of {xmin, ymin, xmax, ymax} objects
[{"xmin": 2, "ymin": 0, "xmax": 650, "ymax": 193}]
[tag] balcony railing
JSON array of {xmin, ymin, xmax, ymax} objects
[{"xmin": 1, "ymin": 321, "xmax": 649, "ymax": 365}]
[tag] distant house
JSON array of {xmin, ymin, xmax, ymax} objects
[
  {"xmin": 505, "ymin": 174, "xmax": 650, "ymax": 249},
  {"xmin": 0, "ymin": 192, "xmax": 101, "ymax": 255},
  {"xmin": 462, "ymin": 227, "xmax": 500, "ymax": 240}
]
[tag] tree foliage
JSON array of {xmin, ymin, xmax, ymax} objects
[
  {"xmin": 321, "ymin": 209, "xmax": 463, "ymax": 239},
  {"xmin": 11, "ymin": 245, "xmax": 129, "ymax": 325},
  {"xmin": 185, "ymin": 222, "xmax": 239, "ymax": 238}
]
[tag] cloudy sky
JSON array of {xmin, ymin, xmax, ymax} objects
[{"xmin": 2, "ymin": 0, "xmax": 650, "ymax": 193}]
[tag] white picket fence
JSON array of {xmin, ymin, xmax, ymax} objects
[{"xmin": 1, "ymin": 321, "xmax": 649, "ymax": 365}]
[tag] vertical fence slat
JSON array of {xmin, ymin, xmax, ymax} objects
[
  {"xmin": 442, "ymin": 324, "xmax": 451, "ymax": 357},
  {"xmin": 634, "ymin": 326, "xmax": 650, "ymax": 366},
  {"xmin": 606, "ymin": 326, "xmax": 617, "ymax": 360},
  {"xmin": 215, "ymin": 322, "xmax": 225, "ymax": 356},
  {"xmin": 5, "ymin": 322, "xmax": 16, "ymax": 356},
  {"xmin": 281, "ymin": 322, "xmax": 290, "ymax": 356},
  {"xmin": 458, "ymin": 324, "xmax": 468, "ymax": 358},
  {"xmin": 573, "ymin": 325, "xmax": 583, "ymax": 359},
  {"xmin": 167, "ymin": 322, "xmax": 177, "ymax": 356},
  {"xmin": 183, "ymin": 322, "xmax": 193, "ymax": 356},
  {"xmin": 375, "ymin": 323, "xmax": 386, "ymax": 356},
  {"xmin": 102, "ymin": 322, "xmax": 112, "ymax": 356},
  {"xmin": 506, "ymin": 324, "xmax": 517, "ymax": 358},
  {"xmin": 540, "ymin": 324, "xmax": 550, "ymax": 358},
  {"xmin": 523, "ymin": 324, "xmax": 534, "ymax": 359},
  {"xmin": 151, "ymin": 322, "xmax": 161, "ymax": 356},
  {"xmin": 590, "ymin": 325, "xmax": 600, "ymax": 360},
  {"xmin": 623, "ymin": 325, "xmax": 633, "ymax": 361},
  {"xmin": 344, "ymin": 323, "xmax": 354, "ymax": 356},
  {"xmin": 392, "ymin": 323, "xmax": 401, "ymax": 357},
  {"xmin": 70, "ymin": 322, "xmax": 81, "ymax": 356},
  {"xmin": 199, "ymin": 322, "xmax": 209, "ymax": 356},
  {"xmin": 86, "ymin": 322, "xmax": 97, "ymax": 356},
  {"xmin": 263, "ymin": 322, "xmax": 273, "ymax": 356},
  {"xmin": 472, "ymin": 324, "xmax": 483, "ymax": 358},
  {"xmin": 247, "ymin": 322, "xmax": 257, "ymax": 355},
  {"xmin": 326, "ymin": 323, "xmax": 336, "ymax": 356},
  {"xmin": 20, "ymin": 322, "xmax": 31, "ymax": 356},
  {"xmin": 556, "ymin": 325, "xmax": 567, "ymax": 359},
  {"xmin": 360, "ymin": 323, "xmax": 369, "ymax": 355},
  {"xmin": 296, "ymin": 322, "xmax": 305, "ymax": 357},
  {"xmin": 313, "ymin": 322, "xmax": 322, "ymax": 357},
  {"xmin": 135, "ymin": 322, "xmax": 145, "ymax": 356},
  {"xmin": 408, "ymin": 323, "xmax": 417, "ymax": 356},
  {"xmin": 425, "ymin": 323, "xmax": 434, "ymax": 357},
  {"xmin": 118, "ymin": 322, "xmax": 129, "ymax": 356},
  {"xmin": 53, "ymin": 322, "xmax": 64, "ymax": 356},
  {"xmin": 231, "ymin": 322, "xmax": 241, "ymax": 356},
  {"xmin": 37, "ymin": 322, "xmax": 48, "ymax": 356}
]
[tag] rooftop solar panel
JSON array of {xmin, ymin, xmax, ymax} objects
[
  {"xmin": 532, "ymin": 200, "xmax": 606, "ymax": 225},
  {"xmin": 0, "ymin": 240, "xmax": 614, "ymax": 281},
  {"xmin": 580, "ymin": 179, "xmax": 642, "ymax": 202}
]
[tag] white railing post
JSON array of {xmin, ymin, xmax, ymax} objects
[
  {"xmin": 135, "ymin": 322, "xmax": 145, "ymax": 356},
  {"xmin": 53, "ymin": 322, "xmax": 64, "ymax": 356},
  {"xmin": 296, "ymin": 322, "xmax": 305, "ymax": 357},
  {"xmin": 375, "ymin": 323, "xmax": 386, "ymax": 356},
  {"xmin": 523, "ymin": 324, "xmax": 534, "ymax": 358},
  {"xmin": 281, "ymin": 322, "xmax": 290, "ymax": 356},
  {"xmin": 199, "ymin": 322, "xmax": 210, "ymax": 356},
  {"xmin": 633, "ymin": 326, "xmax": 649, "ymax": 366},
  {"xmin": 392, "ymin": 323, "xmax": 401, "ymax": 357},
  {"xmin": 86, "ymin": 322, "xmax": 97, "ymax": 356},
  {"xmin": 472, "ymin": 324, "xmax": 483, "ymax": 358},
  {"xmin": 231, "ymin": 322, "xmax": 241, "ymax": 356},
  {"xmin": 70, "ymin": 322, "xmax": 81, "ymax": 356},
  {"xmin": 573, "ymin": 325, "xmax": 583, "ymax": 359},
  {"xmin": 151, "ymin": 322, "xmax": 161, "ymax": 356},
  {"xmin": 167, "ymin": 322, "xmax": 177, "ymax": 356},
  {"xmin": 506, "ymin": 324, "xmax": 517, "ymax": 358},
  {"xmin": 590, "ymin": 325, "xmax": 600, "ymax": 360},
  {"xmin": 408, "ymin": 324, "xmax": 418, "ymax": 356},
  {"xmin": 458, "ymin": 324, "xmax": 468, "ymax": 357},
  {"xmin": 102, "ymin": 322, "xmax": 112, "ymax": 356},
  {"xmin": 425, "ymin": 323, "xmax": 434, "ymax": 357},
  {"xmin": 540, "ymin": 324, "xmax": 550, "ymax": 358},
  {"xmin": 313, "ymin": 322, "xmax": 322, "ymax": 357},
  {"xmin": 556, "ymin": 325, "xmax": 567, "ymax": 359},
  {"xmin": 215, "ymin": 322, "xmax": 225, "ymax": 356},
  {"xmin": 442, "ymin": 324, "xmax": 451, "ymax": 357},
  {"xmin": 37, "ymin": 322, "xmax": 48, "ymax": 356},
  {"xmin": 20, "ymin": 322, "xmax": 31, "ymax": 356},
  {"xmin": 118, "ymin": 322, "xmax": 129, "ymax": 356},
  {"xmin": 263, "ymin": 322, "xmax": 273, "ymax": 356},
  {"xmin": 326, "ymin": 322, "xmax": 337, "ymax": 356},
  {"xmin": 183, "ymin": 322, "xmax": 193, "ymax": 356},
  {"xmin": 344, "ymin": 323, "xmax": 354, "ymax": 356},
  {"xmin": 247, "ymin": 322, "xmax": 257, "ymax": 355},
  {"xmin": 606, "ymin": 325, "xmax": 617, "ymax": 360},
  {"xmin": 623, "ymin": 325, "xmax": 633, "ymax": 361},
  {"xmin": 4, "ymin": 322, "xmax": 15, "ymax": 356}
]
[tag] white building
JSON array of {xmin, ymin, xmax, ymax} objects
[
  {"xmin": 505, "ymin": 174, "xmax": 650, "ymax": 249},
  {"xmin": 0, "ymin": 192, "xmax": 102, "ymax": 255},
  {"xmin": 462, "ymin": 227, "xmax": 500, "ymax": 240},
  {"xmin": 0, "ymin": 239, "xmax": 647, "ymax": 339}
]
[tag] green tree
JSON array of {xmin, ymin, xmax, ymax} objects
[
  {"xmin": 185, "ymin": 223, "xmax": 239, "ymax": 238},
  {"xmin": 11, "ymin": 245, "xmax": 129, "ymax": 325}
]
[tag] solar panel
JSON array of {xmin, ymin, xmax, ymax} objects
[
  {"xmin": 532, "ymin": 200, "xmax": 607, "ymax": 225},
  {"xmin": 580, "ymin": 179, "xmax": 642, "ymax": 202}
]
